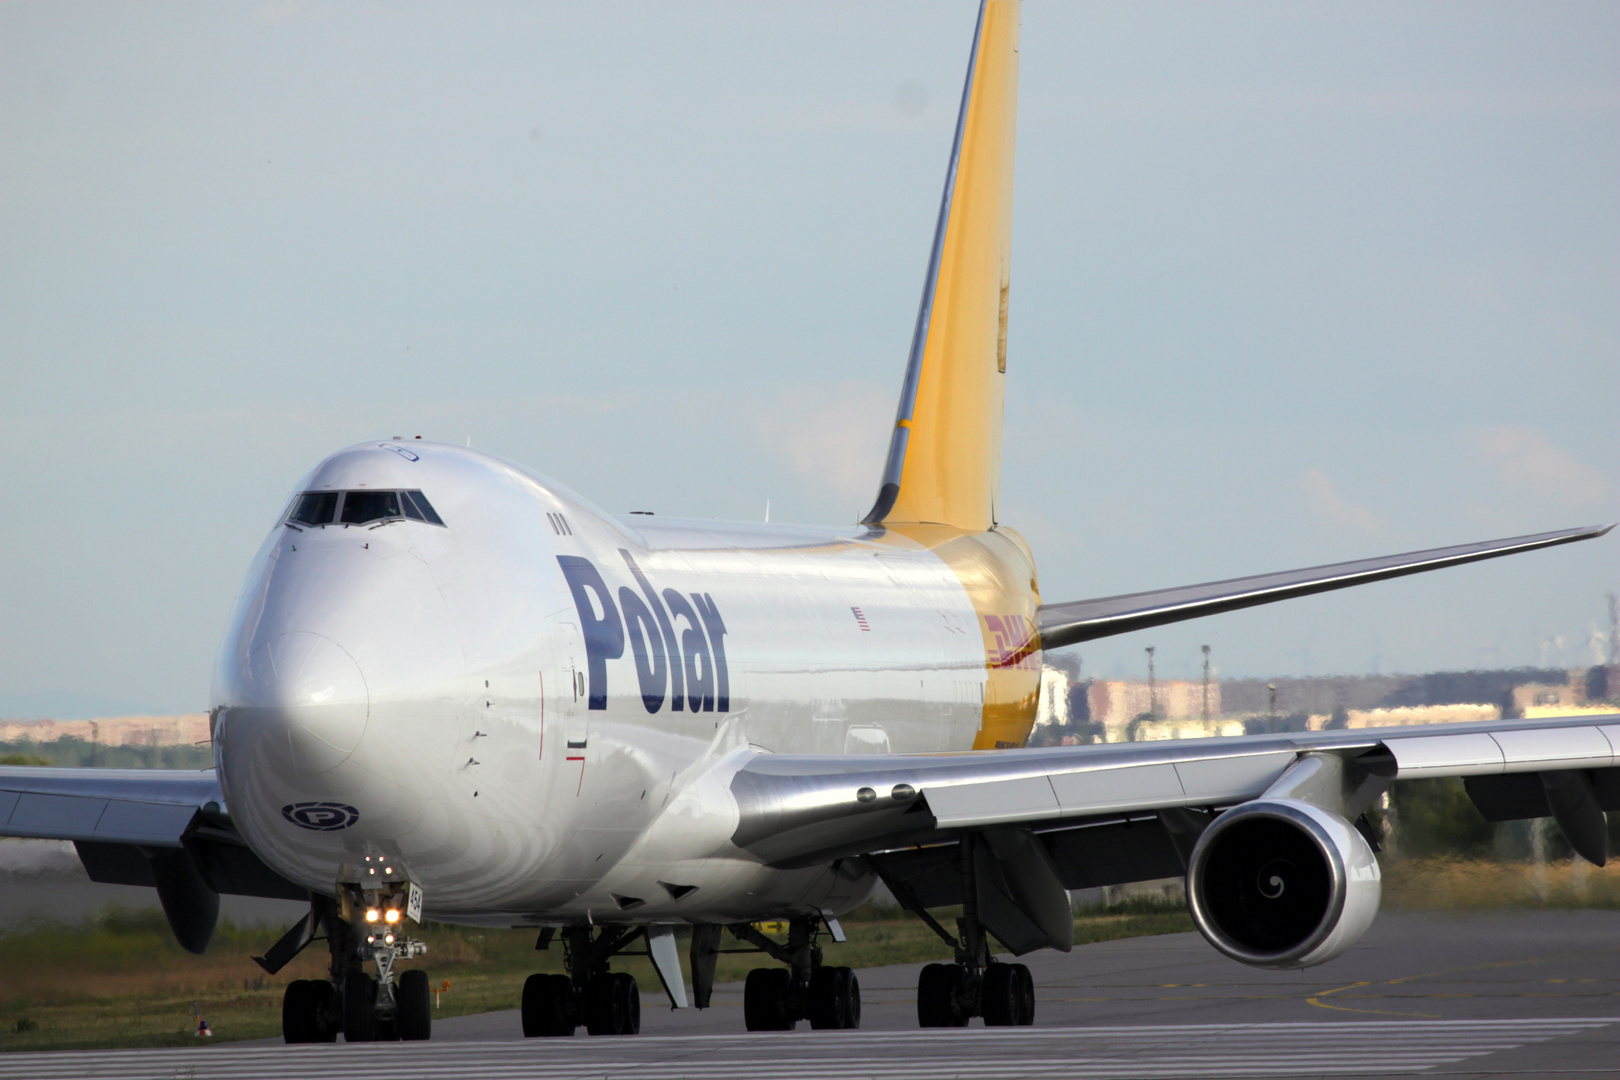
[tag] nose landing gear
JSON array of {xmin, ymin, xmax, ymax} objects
[
  {"xmin": 337, "ymin": 860, "xmax": 430, "ymax": 1041},
  {"xmin": 272, "ymin": 860, "xmax": 434, "ymax": 1043}
]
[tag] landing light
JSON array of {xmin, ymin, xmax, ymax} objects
[
  {"xmin": 384, "ymin": 933, "xmax": 395, "ymax": 945},
  {"xmin": 365, "ymin": 908, "xmax": 380, "ymax": 923},
  {"xmin": 384, "ymin": 908, "xmax": 401, "ymax": 924}
]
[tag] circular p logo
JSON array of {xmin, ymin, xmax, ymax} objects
[{"xmin": 282, "ymin": 802, "xmax": 360, "ymax": 831}]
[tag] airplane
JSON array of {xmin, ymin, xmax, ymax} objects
[{"xmin": 2, "ymin": 0, "xmax": 1614, "ymax": 1045}]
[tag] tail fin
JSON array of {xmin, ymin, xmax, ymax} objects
[{"xmin": 863, "ymin": 0, "xmax": 1019, "ymax": 532}]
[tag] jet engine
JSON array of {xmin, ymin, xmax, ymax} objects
[{"xmin": 1186, "ymin": 798, "xmax": 1380, "ymax": 969}]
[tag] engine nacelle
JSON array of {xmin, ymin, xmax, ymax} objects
[{"xmin": 1186, "ymin": 798, "xmax": 1380, "ymax": 969}]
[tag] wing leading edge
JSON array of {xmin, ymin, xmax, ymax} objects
[{"xmin": 1038, "ymin": 523, "xmax": 1612, "ymax": 649}]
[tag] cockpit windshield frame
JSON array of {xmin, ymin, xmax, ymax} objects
[{"xmin": 283, "ymin": 489, "xmax": 446, "ymax": 530}]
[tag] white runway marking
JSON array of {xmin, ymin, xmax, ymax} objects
[{"xmin": 0, "ymin": 1019, "xmax": 1613, "ymax": 1080}]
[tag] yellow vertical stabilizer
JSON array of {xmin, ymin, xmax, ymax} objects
[{"xmin": 863, "ymin": 0, "xmax": 1019, "ymax": 533}]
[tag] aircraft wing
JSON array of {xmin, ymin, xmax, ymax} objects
[
  {"xmin": 731, "ymin": 712, "xmax": 1620, "ymax": 866},
  {"xmin": 1038, "ymin": 524, "xmax": 1612, "ymax": 649},
  {"xmin": 728, "ymin": 713, "xmax": 1620, "ymax": 953},
  {"xmin": 0, "ymin": 766, "xmax": 307, "ymax": 915}
]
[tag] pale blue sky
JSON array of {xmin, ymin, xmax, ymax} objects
[{"xmin": 3, "ymin": 1, "xmax": 1616, "ymax": 717}]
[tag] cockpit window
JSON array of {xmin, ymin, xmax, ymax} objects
[
  {"xmin": 340, "ymin": 490, "xmax": 401, "ymax": 525},
  {"xmin": 289, "ymin": 492, "xmax": 338, "ymax": 526},
  {"xmin": 402, "ymin": 490, "xmax": 445, "ymax": 526},
  {"xmin": 285, "ymin": 489, "xmax": 446, "ymax": 529}
]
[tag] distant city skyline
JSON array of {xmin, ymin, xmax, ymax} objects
[{"xmin": 2, "ymin": 1, "xmax": 1616, "ymax": 717}]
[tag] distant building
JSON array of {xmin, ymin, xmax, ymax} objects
[
  {"xmin": 0, "ymin": 715, "xmax": 210, "ymax": 747},
  {"xmin": 1028, "ymin": 662, "xmax": 1617, "ymax": 746},
  {"xmin": 1035, "ymin": 666, "xmax": 1071, "ymax": 729}
]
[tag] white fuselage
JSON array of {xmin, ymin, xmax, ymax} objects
[{"xmin": 212, "ymin": 441, "xmax": 992, "ymax": 926}]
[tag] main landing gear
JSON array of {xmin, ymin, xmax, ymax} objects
[
  {"xmin": 890, "ymin": 834, "xmax": 1038, "ymax": 1029},
  {"xmin": 521, "ymin": 926, "xmax": 642, "ymax": 1036},
  {"xmin": 271, "ymin": 859, "xmax": 435, "ymax": 1043},
  {"xmin": 519, "ymin": 916, "xmax": 859, "ymax": 1037},
  {"xmin": 917, "ymin": 959, "xmax": 1033, "ymax": 1027},
  {"xmin": 735, "ymin": 917, "xmax": 860, "ymax": 1032}
]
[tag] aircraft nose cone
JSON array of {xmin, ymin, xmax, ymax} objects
[{"xmin": 235, "ymin": 632, "xmax": 370, "ymax": 777}]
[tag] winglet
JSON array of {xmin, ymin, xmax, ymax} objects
[{"xmin": 864, "ymin": 0, "xmax": 1020, "ymax": 531}]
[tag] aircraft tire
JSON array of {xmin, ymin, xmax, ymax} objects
[
  {"xmin": 838, "ymin": 967, "xmax": 862, "ymax": 1029},
  {"xmin": 808, "ymin": 966, "xmax": 860, "ymax": 1029},
  {"xmin": 309, "ymin": 979, "xmax": 339, "ymax": 1042},
  {"xmin": 917, "ymin": 963, "xmax": 969, "ymax": 1028},
  {"xmin": 584, "ymin": 972, "xmax": 640, "ymax": 1036},
  {"xmin": 807, "ymin": 966, "xmax": 845, "ymax": 1029},
  {"xmin": 1011, "ymin": 963, "xmax": 1034, "ymax": 1026},
  {"xmin": 982, "ymin": 965, "xmax": 1025, "ymax": 1026},
  {"xmin": 615, "ymin": 972, "xmax": 641, "ymax": 1035},
  {"xmin": 283, "ymin": 979, "xmax": 318, "ymax": 1043},
  {"xmin": 397, "ymin": 969, "xmax": 432, "ymax": 1041},
  {"xmin": 342, "ymin": 974, "xmax": 378, "ymax": 1042},
  {"xmin": 743, "ymin": 968, "xmax": 794, "ymax": 1031},
  {"xmin": 522, "ymin": 973, "xmax": 575, "ymax": 1037}
]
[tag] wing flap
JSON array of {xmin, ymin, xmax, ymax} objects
[
  {"xmin": 1381, "ymin": 732, "xmax": 1503, "ymax": 776},
  {"xmin": 1038, "ymin": 524, "xmax": 1612, "ymax": 649},
  {"xmin": 95, "ymin": 801, "xmax": 202, "ymax": 846},
  {"xmin": 7, "ymin": 792, "xmax": 109, "ymax": 837},
  {"xmin": 1385, "ymin": 724, "xmax": 1619, "ymax": 778},
  {"xmin": 927, "ymin": 775, "xmax": 1060, "ymax": 828},
  {"xmin": 1490, "ymin": 726, "xmax": 1616, "ymax": 771},
  {"xmin": 1048, "ymin": 762, "xmax": 1181, "ymax": 814},
  {"xmin": 1174, "ymin": 751, "xmax": 1296, "ymax": 803}
]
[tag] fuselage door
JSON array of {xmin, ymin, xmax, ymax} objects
[{"xmin": 552, "ymin": 619, "xmax": 589, "ymax": 764}]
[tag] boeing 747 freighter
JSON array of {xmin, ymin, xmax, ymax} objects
[{"xmin": 2, "ymin": 0, "xmax": 1612, "ymax": 1043}]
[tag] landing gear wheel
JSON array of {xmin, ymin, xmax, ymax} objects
[
  {"xmin": 807, "ymin": 967, "xmax": 844, "ymax": 1030},
  {"xmin": 917, "ymin": 963, "xmax": 969, "ymax": 1028},
  {"xmin": 615, "ymin": 973, "xmax": 641, "ymax": 1035},
  {"xmin": 982, "ymin": 965, "xmax": 1016, "ymax": 1026},
  {"xmin": 309, "ymin": 980, "xmax": 339, "ymax": 1041},
  {"xmin": 1010, "ymin": 963, "xmax": 1034, "ymax": 1026},
  {"xmin": 342, "ymin": 974, "xmax": 378, "ymax": 1043},
  {"xmin": 397, "ymin": 969, "xmax": 432, "ymax": 1041},
  {"xmin": 283, "ymin": 980, "xmax": 321, "ymax": 1043},
  {"xmin": 584, "ymin": 972, "xmax": 640, "ymax": 1036},
  {"xmin": 838, "ymin": 967, "xmax": 861, "ymax": 1029},
  {"xmin": 808, "ymin": 966, "xmax": 860, "ymax": 1029},
  {"xmin": 744, "ymin": 967, "xmax": 795, "ymax": 1031},
  {"xmin": 522, "ymin": 973, "xmax": 575, "ymax": 1037}
]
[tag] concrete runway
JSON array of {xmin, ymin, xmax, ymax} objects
[{"xmin": 5, "ymin": 909, "xmax": 1620, "ymax": 1078}]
